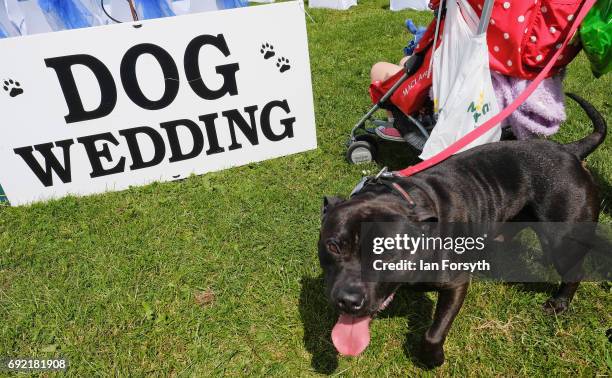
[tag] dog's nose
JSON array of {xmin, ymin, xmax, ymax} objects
[{"xmin": 337, "ymin": 288, "xmax": 365, "ymax": 312}]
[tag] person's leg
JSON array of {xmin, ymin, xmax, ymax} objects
[
  {"xmin": 371, "ymin": 62, "xmax": 402, "ymax": 122},
  {"xmin": 370, "ymin": 60, "xmax": 406, "ymax": 141},
  {"xmin": 370, "ymin": 62, "xmax": 403, "ymax": 83}
]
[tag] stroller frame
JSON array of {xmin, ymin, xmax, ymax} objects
[
  {"xmin": 346, "ymin": 0, "xmax": 496, "ymax": 164},
  {"xmin": 346, "ymin": 54, "xmax": 433, "ymax": 164}
]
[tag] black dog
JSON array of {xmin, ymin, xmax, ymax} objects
[{"xmin": 318, "ymin": 93, "xmax": 607, "ymax": 367}]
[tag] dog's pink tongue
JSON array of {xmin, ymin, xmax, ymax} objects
[{"xmin": 331, "ymin": 314, "xmax": 371, "ymax": 356}]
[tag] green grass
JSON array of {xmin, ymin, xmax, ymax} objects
[{"xmin": 1, "ymin": 1, "xmax": 611, "ymax": 375}]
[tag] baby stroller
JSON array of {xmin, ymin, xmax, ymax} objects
[
  {"xmin": 346, "ymin": 51, "xmax": 436, "ymax": 164},
  {"xmin": 346, "ymin": 0, "xmax": 588, "ymax": 164}
]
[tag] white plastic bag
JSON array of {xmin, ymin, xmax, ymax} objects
[{"xmin": 420, "ymin": 0, "xmax": 500, "ymax": 160}]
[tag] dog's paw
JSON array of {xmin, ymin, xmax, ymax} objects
[
  {"xmin": 276, "ymin": 57, "xmax": 290, "ymax": 73},
  {"xmin": 260, "ymin": 43, "xmax": 275, "ymax": 60},
  {"xmin": 543, "ymin": 297, "xmax": 569, "ymax": 315},
  {"xmin": 3, "ymin": 79, "xmax": 23, "ymax": 98},
  {"xmin": 420, "ymin": 341, "xmax": 445, "ymax": 368}
]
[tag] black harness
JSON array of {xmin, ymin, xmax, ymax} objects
[{"xmin": 350, "ymin": 168, "xmax": 417, "ymax": 209}]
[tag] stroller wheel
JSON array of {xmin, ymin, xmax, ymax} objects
[
  {"xmin": 355, "ymin": 133, "xmax": 378, "ymax": 145},
  {"xmin": 347, "ymin": 141, "xmax": 375, "ymax": 164}
]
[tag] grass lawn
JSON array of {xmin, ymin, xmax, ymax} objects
[{"xmin": 1, "ymin": 0, "xmax": 611, "ymax": 375}]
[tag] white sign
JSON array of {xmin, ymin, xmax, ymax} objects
[{"xmin": 0, "ymin": 1, "xmax": 316, "ymax": 205}]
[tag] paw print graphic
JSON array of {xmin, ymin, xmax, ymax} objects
[
  {"xmin": 276, "ymin": 57, "xmax": 290, "ymax": 73},
  {"xmin": 260, "ymin": 43, "xmax": 275, "ymax": 60},
  {"xmin": 3, "ymin": 79, "xmax": 23, "ymax": 98}
]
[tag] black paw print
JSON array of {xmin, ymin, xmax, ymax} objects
[
  {"xmin": 3, "ymin": 79, "xmax": 23, "ymax": 98},
  {"xmin": 276, "ymin": 57, "xmax": 290, "ymax": 73},
  {"xmin": 260, "ymin": 43, "xmax": 275, "ymax": 60}
]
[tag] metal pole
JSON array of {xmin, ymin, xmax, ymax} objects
[
  {"xmin": 349, "ymin": 71, "xmax": 411, "ymax": 137},
  {"xmin": 127, "ymin": 0, "xmax": 139, "ymax": 21},
  {"xmin": 477, "ymin": 0, "xmax": 494, "ymax": 34}
]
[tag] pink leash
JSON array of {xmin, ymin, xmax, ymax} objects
[{"xmin": 397, "ymin": 0, "xmax": 596, "ymax": 177}]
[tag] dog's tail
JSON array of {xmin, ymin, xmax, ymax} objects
[{"xmin": 563, "ymin": 93, "xmax": 607, "ymax": 160}]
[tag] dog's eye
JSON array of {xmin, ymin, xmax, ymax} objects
[{"xmin": 326, "ymin": 240, "xmax": 341, "ymax": 255}]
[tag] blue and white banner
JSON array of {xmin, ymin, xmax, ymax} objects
[
  {"xmin": 0, "ymin": 0, "xmax": 23, "ymax": 37},
  {"xmin": 0, "ymin": 0, "xmax": 251, "ymax": 37},
  {"xmin": 134, "ymin": 0, "xmax": 175, "ymax": 19},
  {"xmin": 189, "ymin": 0, "xmax": 248, "ymax": 13},
  {"xmin": 36, "ymin": 0, "xmax": 105, "ymax": 30}
]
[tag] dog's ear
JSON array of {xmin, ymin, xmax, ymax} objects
[{"xmin": 321, "ymin": 196, "xmax": 344, "ymax": 220}]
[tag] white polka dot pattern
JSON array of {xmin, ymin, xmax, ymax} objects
[{"xmin": 441, "ymin": 0, "xmax": 584, "ymax": 79}]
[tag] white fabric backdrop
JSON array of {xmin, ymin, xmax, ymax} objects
[
  {"xmin": 190, "ymin": 0, "xmax": 225, "ymax": 12},
  {"xmin": 172, "ymin": 0, "xmax": 191, "ymax": 14},
  {"xmin": 309, "ymin": 0, "xmax": 357, "ymax": 10},
  {"xmin": 390, "ymin": 0, "xmax": 429, "ymax": 11}
]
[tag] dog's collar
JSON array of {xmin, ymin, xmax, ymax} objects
[{"xmin": 350, "ymin": 167, "xmax": 417, "ymax": 209}]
